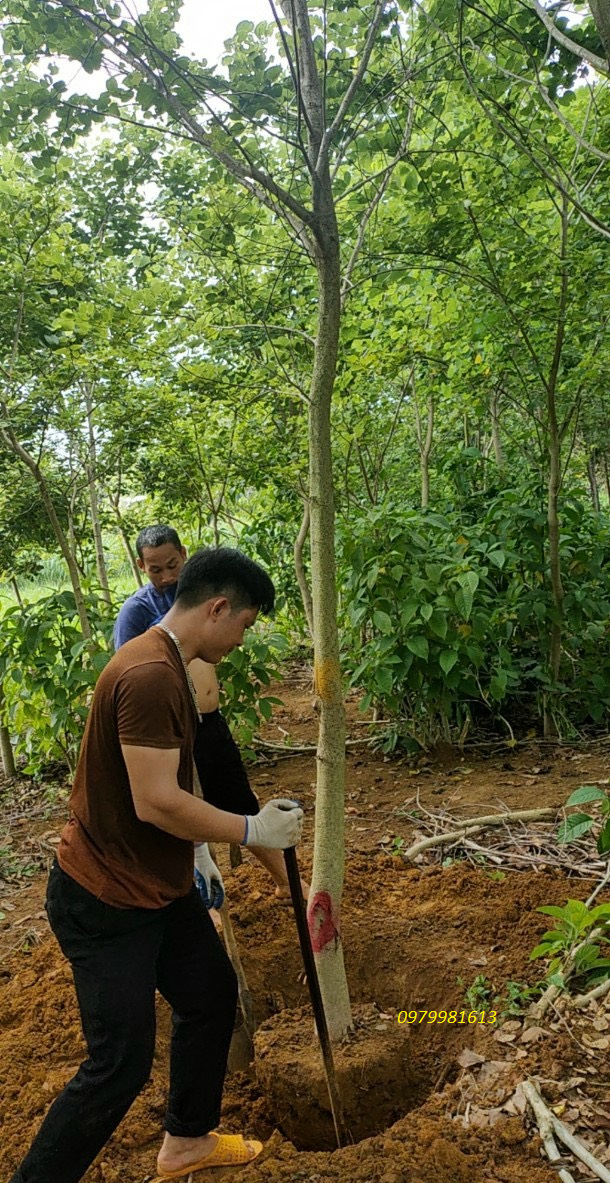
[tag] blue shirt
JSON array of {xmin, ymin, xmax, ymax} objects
[{"xmin": 113, "ymin": 583, "xmax": 177, "ymax": 650}]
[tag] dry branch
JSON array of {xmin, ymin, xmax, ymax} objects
[
  {"xmin": 402, "ymin": 808, "xmax": 557, "ymax": 862},
  {"xmin": 571, "ymin": 978, "xmax": 610, "ymax": 1008},
  {"xmin": 523, "ymin": 1079, "xmax": 609, "ymax": 1183}
]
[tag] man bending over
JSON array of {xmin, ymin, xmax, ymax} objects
[
  {"xmin": 10, "ymin": 548, "xmax": 303, "ymax": 1183},
  {"xmin": 114, "ymin": 525, "xmax": 307, "ymax": 905}
]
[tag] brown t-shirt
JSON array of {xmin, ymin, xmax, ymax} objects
[{"xmin": 58, "ymin": 628, "xmax": 197, "ymax": 908}]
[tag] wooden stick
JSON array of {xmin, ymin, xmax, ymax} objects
[
  {"xmin": 585, "ymin": 865, "xmax": 610, "ymax": 909},
  {"xmin": 522, "ymin": 1081, "xmax": 576, "ymax": 1183},
  {"xmin": 402, "ymin": 808, "xmax": 557, "ymax": 862},
  {"xmin": 571, "ymin": 978, "xmax": 610, "ymax": 1008},
  {"xmin": 208, "ymin": 844, "xmax": 255, "ymax": 1045},
  {"xmin": 562, "ymin": 1100, "xmax": 611, "ymax": 1179}
]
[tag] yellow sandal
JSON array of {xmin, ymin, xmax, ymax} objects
[{"xmin": 155, "ymin": 1132, "xmax": 263, "ymax": 1179}]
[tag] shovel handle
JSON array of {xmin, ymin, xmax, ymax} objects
[{"xmin": 283, "ymin": 846, "xmax": 349, "ymax": 1148}]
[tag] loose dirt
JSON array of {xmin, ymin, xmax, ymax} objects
[{"xmin": 0, "ymin": 674, "xmax": 609, "ymax": 1183}]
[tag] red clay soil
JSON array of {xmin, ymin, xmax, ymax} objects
[{"xmin": 0, "ymin": 677, "xmax": 609, "ymax": 1183}]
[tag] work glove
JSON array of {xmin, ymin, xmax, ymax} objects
[
  {"xmin": 243, "ymin": 798, "xmax": 303, "ymax": 850},
  {"xmin": 194, "ymin": 842, "xmax": 225, "ymax": 911}
]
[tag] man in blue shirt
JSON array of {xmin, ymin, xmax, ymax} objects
[
  {"xmin": 115, "ymin": 525, "xmax": 308, "ymax": 904},
  {"xmin": 114, "ymin": 526, "xmax": 187, "ymax": 648}
]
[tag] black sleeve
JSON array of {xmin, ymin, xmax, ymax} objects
[{"xmin": 193, "ymin": 711, "xmax": 260, "ymax": 816}]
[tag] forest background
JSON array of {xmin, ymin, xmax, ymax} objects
[{"xmin": 0, "ymin": 0, "xmax": 609, "ymax": 786}]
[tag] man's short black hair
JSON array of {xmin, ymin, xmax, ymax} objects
[
  {"xmin": 136, "ymin": 525, "xmax": 183, "ymax": 559},
  {"xmin": 175, "ymin": 547, "xmax": 275, "ymax": 615}
]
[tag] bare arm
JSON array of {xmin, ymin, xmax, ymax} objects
[{"xmin": 121, "ymin": 744, "xmax": 245, "ymax": 844}]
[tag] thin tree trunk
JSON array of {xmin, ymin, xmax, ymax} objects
[
  {"xmin": 294, "ymin": 499, "xmax": 314, "ymax": 639},
  {"xmin": 490, "ymin": 388, "xmax": 505, "ymax": 469},
  {"xmin": 543, "ymin": 203, "xmax": 569, "ymax": 738},
  {"xmin": 107, "ymin": 492, "xmax": 142, "ymax": 587},
  {"xmin": 0, "ymin": 417, "xmax": 92, "ymax": 640},
  {"xmin": 587, "ymin": 452, "xmax": 601, "ymax": 513},
  {"xmin": 308, "ymin": 246, "xmax": 353, "ymax": 1040},
  {"xmin": 0, "ymin": 685, "xmax": 16, "ymax": 778},
  {"xmin": 413, "ymin": 371, "xmax": 434, "ymax": 509},
  {"xmin": 280, "ymin": 0, "xmax": 353, "ymax": 1041},
  {"xmin": 84, "ymin": 385, "xmax": 112, "ymax": 605},
  {"xmin": 587, "ymin": 0, "xmax": 609, "ymax": 59},
  {"xmin": 10, "ymin": 578, "xmax": 23, "ymax": 608}
]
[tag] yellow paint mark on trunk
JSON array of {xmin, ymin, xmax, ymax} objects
[{"xmin": 314, "ymin": 658, "xmax": 340, "ymax": 703}]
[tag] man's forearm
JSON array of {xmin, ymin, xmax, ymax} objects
[{"xmin": 136, "ymin": 785, "xmax": 246, "ymax": 845}]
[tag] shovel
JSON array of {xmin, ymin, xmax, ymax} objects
[
  {"xmin": 283, "ymin": 845, "xmax": 351, "ymax": 1149},
  {"xmin": 209, "ymin": 845, "xmax": 255, "ymax": 1073}
]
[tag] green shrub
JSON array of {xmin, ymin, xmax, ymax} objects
[{"xmin": 339, "ymin": 486, "xmax": 609, "ymax": 748}]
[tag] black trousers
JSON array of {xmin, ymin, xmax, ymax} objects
[{"xmin": 11, "ymin": 862, "xmax": 238, "ymax": 1183}]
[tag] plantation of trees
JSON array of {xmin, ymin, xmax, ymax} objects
[{"xmin": 0, "ymin": 3, "xmax": 609, "ymax": 1182}]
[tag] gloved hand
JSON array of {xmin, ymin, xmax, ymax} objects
[
  {"xmin": 243, "ymin": 798, "xmax": 303, "ymax": 850},
  {"xmin": 194, "ymin": 842, "xmax": 225, "ymax": 911}
]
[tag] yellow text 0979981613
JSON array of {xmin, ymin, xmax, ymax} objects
[{"xmin": 397, "ymin": 1009, "xmax": 497, "ymax": 1025}]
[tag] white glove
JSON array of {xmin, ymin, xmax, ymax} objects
[
  {"xmin": 243, "ymin": 798, "xmax": 303, "ymax": 850},
  {"xmin": 194, "ymin": 843, "xmax": 225, "ymax": 910}
]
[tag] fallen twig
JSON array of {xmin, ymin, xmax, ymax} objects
[
  {"xmin": 585, "ymin": 865, "xmax": 611, "ymax": 909},
  {"xmin": 402, "ymin": 808, "xmax": 557, "ymax": 862},
  {"xmin": 571, "ymin": 978, "xmax": 610, "ymax": 1008},
  {"xmin": 523, "ymin": 1079, "xmax": 576, "ymax": 1183},
  {"xmin": 523, "ymin": 1079, "xmax": 609, "ymax": 1183},
  {"xmin": 253, "ymin": 736, "xmax": 374, "ymax": 755}
]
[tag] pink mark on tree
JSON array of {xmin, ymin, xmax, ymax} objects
[{"xmin": 307, "ymin": 891, "xmax": 340, "ymax": 953}]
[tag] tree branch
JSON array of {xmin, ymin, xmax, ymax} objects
[
  {"xmin": 528, "ymin": 0, "xmax": 609, "ymax": 75},
  {"xmin": 317, "ymin": 0, "xmax": 386, "ymax": 173}
]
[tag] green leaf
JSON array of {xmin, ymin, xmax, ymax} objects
[
  {"xmin": 597, "ymin": 820, "xmax": 610, "ymax": 856},
  {"xmin": 406, "ymin": 636, "xmax": 429, "ymax": 661},
  {"xmin": 429, "ymin": 611, "xmax": 448, "ymax": 639},
  {"xmin": 439, "ymin": 650, "xmax": 458, "ymax": 675},
  {"xmin": 557, "ymin": 816, "xmax": 594, "ymax": 843},
  {"xmin": 400, "ymin": 599, "xmax": 419, "ymax": 627},
  {"xmin": 373, "ymin": 609, "xmax": 393, "ymax": 634},
  {"xmin": 566, "ymin": 786, "xmax": 608, "ymax": 806}
]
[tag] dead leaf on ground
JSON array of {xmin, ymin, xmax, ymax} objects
[
  {"xmin": 457, "ymin": 1048, "xmax": 486, "ymax": 1068},
  {"xmin": 582, "ymin": 1034, "xmax": 609, "ymax": 1051},
  {"xmin": 503, "ymin": 1085, "xmax": 527, "ymax": 1116},
  {"xmin": 520, "ymin": 1026, "xmax": 549, "ymax": 1043}
]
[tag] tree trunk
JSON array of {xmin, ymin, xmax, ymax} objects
[
  {"xmin": 587, "ymin": 0, "xmax": 609, "ymax": 58},
  {"xmin": 0, "ymin": 685, "xmax": 16, "ymax": 778},
  {"xmin": 543, "ymin": 203, "xmax": 568, "ymax": 739},
  {"xmin": 587, "ymin": 452, "xmax": 601, "ymax": 513},
  {"xmin": 308, "ymin": 246, "xmax": 353, "ymax": 1040},
  {"xmin": 490, "ymin": 388, "xmax": 505, "ymax": 469},
  {"xmin": 413, "ymin": 374, "xmax": 434, "ymax": 510},
  {"xmin": 108, "ymin": 492, "xmax": 143, "ymax": 587},
  {"xmin": 294, "ymin": 499, "xmax": 314, "ymax": 638},
  {"xmin": 84, "ymin": 385, "xmax": 112, "ymax": 605},
  {"xmin": 278, "ymin": 0, "xmax": 353, "ymax": 1040},
  {"xmin": 10, "ymin": 578, "xmax": 23, "ymax": 608},
  {"xmin": 0, "ymin": 419, "xmax": 92, "ymax": 640}
]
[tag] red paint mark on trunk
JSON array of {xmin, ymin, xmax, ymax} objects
[{"xmin": 307, "ymin": 891, "xmax": 340, "ymax": 953}]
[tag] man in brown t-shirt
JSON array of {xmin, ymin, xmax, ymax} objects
[{"xmin": 10, "ymin": 548, "xmax": 303, "ymax": 1183}]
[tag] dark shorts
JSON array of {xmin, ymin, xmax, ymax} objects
[{"xmin": 193, "ymin": 709, "xmax": 259, "ymax": 815}]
